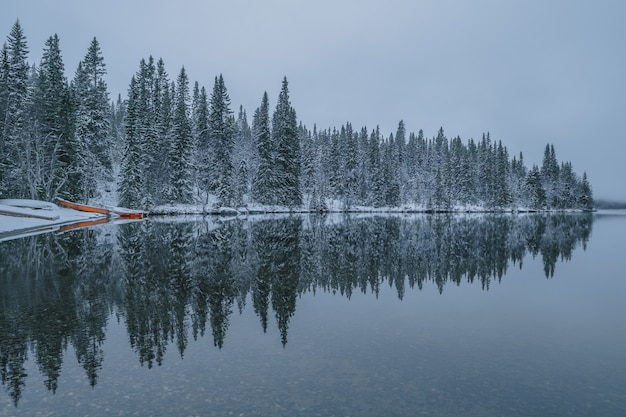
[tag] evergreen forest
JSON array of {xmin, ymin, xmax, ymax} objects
[{"xmin": 0, "ymin": 21, "xmax": 594, "ymax": 212}]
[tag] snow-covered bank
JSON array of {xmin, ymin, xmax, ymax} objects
[
  {"xmin": 147, "ymin": 200, "xmax": 588, "ymax": 216},
  {"xmin": 1, "ymin": 197, "xmax": 593, "ymax": 243},
  {"xmin": 0, "ymin": 200, "xmax": 108, "ymax": 242}
]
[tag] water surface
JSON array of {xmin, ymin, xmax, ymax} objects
[{"xmin": 1, "ymin": 213, "xmax": 625, "ymax": 416}]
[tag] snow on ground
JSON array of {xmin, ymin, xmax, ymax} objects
[{"xmin": 0, "ymin": 201, "xmax": 107, "ymax": 242}]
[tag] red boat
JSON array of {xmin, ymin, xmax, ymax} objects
[
  {"xmin": 56, "ymin": 198, "xmax": 110, "ymax": 215},
  {"xmin": 110, "ymin": 207, "xmax": 144, "ymax": 219},
  {"xmin": 56, "ymin": 198, "xmax": 144, "ymax": 219}
]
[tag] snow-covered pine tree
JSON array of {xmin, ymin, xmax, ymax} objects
[
  {"xmin": 136, "ymin": 57, "xmax": 159, "ymax": 207},
  {"xmin": 271, "ymin": 77, "xmax": 301, "ymax": 207},
  {"xmin": 73, "ymin": 37, "xmax": 111, "ymax": 202},
  {"xmin": 491, "ymin": 141, "xmax": 512, "ymax": 210},
  {"xmin": 208, "ymin": 74, "xmax": 235, "ymax": 207},
  {"xmin": 368, "ymin": 127, "xmax": 384, "ymax": 207},
  {"xmin": 298, "ymin": 123, "xmax": 315, "ymax": 199},
  {"xmin": 169, "ymin": 67, "xmax": 194, "ymax": 203},
  {"xmin": 233, "ymin": 105, "xmax": 253, "ymax": 205},
  {"xmin": 251, "ymin": 91, "xmax": 274, "ymax": 205},
  {"xmin": 34, "ymin": 34, "xmax": 73, "ymax": 200},
  {"xmin": 525, "ymin": 164, "xmax": 546, "ymax": 210},
  {"xmin": 558, "ymin": 161, "xmax": 578, "ymax": 209},
  {"xmin": 327, "ymin": 127, "xmax": 344, "ymax": 200},
  {"xmin": 57, "ymin": 76, "xmax": 81, "ymax": 200},
  {"xmin": 477, "ymin": 133, "xmax": 493, "ymax": 206},
  {"xmin": 356, "ymin": 126, "xmax": 370, "ymax": 205},
  {"xmin": 509, "ymin": 152, "xmax": 528, "ymax": 208},
  {"xmin": 541, "ymin": 143, "xmax": 560, "ymax": 209},
  {"xmin": 382, "ymin": 133, "xmax": 401, "ymax": 207},
  {"xmin": 192, "ymin": 82, "xmax": 211, "ymax": 202},
  {"xmin": 118, "ymin": 75, "xmax": 143, "ymax": 208},
  {"xmin": 154, "ymin": 58, "xmax": 173, "ymax": 202},
  {"xmin": 109, "ymin": 94, "xmax": 126, "ymax": 167},
  {"xmin": 578, "ymin": 172, "xmax": 593, "ymax": 210},
  {"xmin": 342, "ymin": 122, "xmax": 359, "ymax": 208},
  {"xmin": 0, "ymin": 20, "xmax": 29, "ymax": 198}
]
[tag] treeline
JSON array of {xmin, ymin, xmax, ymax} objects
[
  {"xmin": 0, "ymin": 21, "xmax": 593, "ymax": 210},
  {"xmin": 0, "ymin": 214, "xmax": 593, "ymax": 404},
  {"xmin": 0, "ymin": 22, "xmax": 112, "ymax": 201}
]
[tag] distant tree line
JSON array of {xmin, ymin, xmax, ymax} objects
[{"xmin": 0, "ymin": 21, "xmax": 593, "ymax": 210}]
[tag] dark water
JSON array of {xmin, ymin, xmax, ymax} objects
[{"xmin": 1, "ymin": 212, "xmax": 625, "ymax": 416}]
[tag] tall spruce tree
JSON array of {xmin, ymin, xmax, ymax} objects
[
  {"xmin": 169, "ymin": 67, "xmax": 194, "ymax": 203},
  {"xmin": 192, "ymin": 83, "xmax": 211, "ymax": 202},
  {"xmin": 271, "ymin": 77, "xmax": 301, "ymax": 207},
  {"xmin": 251, "ymin": 91, "xmax": 274, "ymax": 204},
  {"xmin": 208, "ymin": 74, "xmax": 235, "ymax": 207},
  {"xmin": 34, "ymin": 34, "xmax": 74, "ymax": 200},
  {"xmin": 154, "ymin": 58, "xmax": 173, "ymax": 202},
  {"xmin": 541, "ymin": 143, "xmax": 560, "ymax": 209},
  {"xmin": 342, "ymin": 122, "xmax": 359, "ymax": 208},
  {"xmin": 233, "ymin": 105, "xmax": 253, "ymax": 205},
  {"xmin": 578, "ymin": 172, "xmax": 593, "ymax": 210},
  {"xmin": 73, "ymin": 37, "xmax": 111, "ymax": 202},
  {"xmin": 525, "ymin": 164, "xmax": 546, "ymax": 210},
  {"xmin": 0, "ymin": 20, "xmax": 29, "ymax": 197},
  {"xmin": 118, "ymin": 76, "xmax": 143, "ymax": 208}
]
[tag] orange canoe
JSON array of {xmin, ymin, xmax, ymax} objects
[
  {"xmin": 55, "ymin": 198, "xmax": 110, "ymax": 215},
  {"xmin": 110, "ymin": 206, "xmax": 144, "ymax": 219}
]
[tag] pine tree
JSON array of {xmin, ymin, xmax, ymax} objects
[
  {"xmin": 368, "ymin": 127, "xmax": 384, "ymax": 207},
  {"xmin": 298, "ymin": 123, "xmax": 315, "ymax": 198},
  {"xmin": 35, "ymin": 34, "xmax": 73, "ymax": 200},
  {"xmin": 382, "ymin": 135, "xmax": 401, "ymax": 207},
  {"xmin": 73, "ymin": 37, "xmax": 111, "ymax": 202},
  {"xmin": 193, "ymin": 83, "xmax": 211, "ymax": 202},
  {"xmin": 108, "ymin": 94, "xmax": 125, "ymax": 166},
  {"xmin": 271, "ymin": 77, "xmax": 301, "ymax": 207},
  {"xmin": 118, "ymin": 76, "xmax": 143, "ymax": 208},
  {"xmin": 491, "ymin": 141, "xmax": 512, "ymax": 209},
  {"xmin": 154, "ymin": 58, "xmax": 173, "ymax": 202},
  {"xmin": 525, "ymin": 165, "xmax": 546, "ymax": 210},
  {"xmin": 342, "ymin": 122, "xmax": 359, "ymax": 208},
  {"xmin": 233, "ymin": 105, "xmax": 253, "ymax": 204},
  {"xmin": 169, "ymin": 67, "xmax": 194, "ymax": 203},
  {"xmin": 0, "ymin": 20, "xmax": 29, "ymax": 197},
  {"xmin": 251, "ymin": 92, "xmax": 274, "ymax": 204},
  {"xmin": 578, "ymin": 171, "xmax": 593, "ymax": 210},
  {"xmin": 328, "ymin": 127, "xmax": 342, "ymax": 198},
  {"xmin": 136, "ymin": 57, "xmax": 159, "ymax": 206},
  {"xmin": 208, "ymin": 74, "xmax": 235, "ymax": 207},
  {"xmin": 541, "ymin": 143, "xmax": 560, "ymax": 209}
]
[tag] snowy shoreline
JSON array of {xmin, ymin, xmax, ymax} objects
[
  {"xmin": 0, "ymin": 200, "xmax": 107, "ymax": 242},
  {"xmin": 0, "ymin": 199, "xmax": 593, "ymax": 243},
  {"xmin": 147, "ymin": 202, "xmax": 589, "ymax": 216}
]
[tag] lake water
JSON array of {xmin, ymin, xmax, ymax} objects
[{"xmin": 1, "ymin": 212, "xmax": 625, "ymax": 416}]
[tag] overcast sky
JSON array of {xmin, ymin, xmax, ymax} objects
[{"xmin": 2, "ymin": 0, "xmax": 625, "ymax": 200}]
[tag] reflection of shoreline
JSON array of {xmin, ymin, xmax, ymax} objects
[
  {"xmin": 592, "ymin": 209, "xmax": 626, "ymax": 219},
  {"xmin": 0, "ymin": 214, "xmax": 593, "ymax": 404}
]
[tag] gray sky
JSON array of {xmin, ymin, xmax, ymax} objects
[{"xmin": 3, "ymin": 0, "xmax": 625, "ymax": 200}]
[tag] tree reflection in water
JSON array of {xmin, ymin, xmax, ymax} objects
[{"xmin": 0, "ymin": 213, "xmax": 592, "ymax": 404}]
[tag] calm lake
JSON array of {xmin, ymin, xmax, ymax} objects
[{"xmin": 1, "ymin": 212, "xmax": 625, "ymax": 416}]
